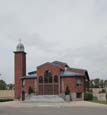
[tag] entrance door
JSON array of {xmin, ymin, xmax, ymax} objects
[
  {"xmin": 54, "ymin": 85, "xmax": 58, "ymax": 95},
  {"xmin": 22, "ymin": 91, "xmax": 25, "ymax": 101},
  {"xmin": 44, "ymin": 85, "xmax": 53, "ymax": 95}
]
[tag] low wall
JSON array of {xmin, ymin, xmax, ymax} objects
[
  {"xmin": 92, "ymin": 88, "xmax": 107, "ymax": 101},
  {"xmin": 97, "ymin": 93, "xmax": 106, "ymax": 101},
  {"xmin": 0, "ymin": 90, "xmax": 14, "ymax": 99},
  {"xmin": 71, "ymin": 93, "xmax": 84, "ymax": 101}
]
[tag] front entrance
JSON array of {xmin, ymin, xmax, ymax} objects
[
  {"xmin": 39, "ymin": 84, "xmax": 58, "ymax": 95},
  {"xmin": 44, "ymin": 85, "xmax": 53, "ymax": 95},
  {"xmin": 38, "ymin": 70, "xmax": 59, "ymax": 95},
  {"xmin": 22, "ymin": 91, "xmax": 25, "ymax": 101}
]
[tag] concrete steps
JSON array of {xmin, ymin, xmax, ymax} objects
[{"xmin": 25, "ymin": 95, "xmax": 65, "ymax": 103}]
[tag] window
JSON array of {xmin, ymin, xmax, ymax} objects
[
  {"xmin": 39, "ymin": 76, "xmax": 43, "ymax": 83},
  {"xmin": 54, "ymin": 75, "xmax": 58, "ymax": 83},
  {"xmin": 49, "ymin": 75, "xmax": 52, "ymax": 83},
  {"xmin": 44, "ymin": 70, "xmax": 52, "ymax": 83},
  {"xmin": 22, "ymin": 80, "xmax": 25, "ymax": 88},
  {"xmin": 76, "ymin": 79, "xmax": 82, "ymax": 86},
  {"xmin": 65, "ymin": 66, "xmax": 68, "ymax": 71},
  {"xmin": 76, "ymin": 93, "xmax": 82, "ymax": 98}
]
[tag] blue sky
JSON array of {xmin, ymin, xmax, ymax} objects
[{"xmin": 0, "ymin": 0, "xmax": 107, "ymax": 83}]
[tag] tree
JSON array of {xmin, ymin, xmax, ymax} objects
[
  {"xmin": 94, "ymin": 79, "xmax": 100, "ymax": 88},
  {"xmin": 99, "ymin": 80, "xmax": 104, "ymax": 88},
  {"xmin": 0, "ymin": 80, "xmax": 7, "ymax": 90},
  {"xmin": 7, "ymin": 84, "xmax": 14, "ymax": 90},
  {"xmin": 104, "ymin": 80, "xmax": 107, "ymax": 87},
  {"xmin": 99, "ymin": 88, "xmax": 106, "ymax": 93},
  {"xmin": 90, "ymin": 79, "xmax": 107, "ymax": 88},
  {"xmin": 28, "ymin": 86, "xmax": 34, "ymax": 95},
  {"xmin": 89, "ymin": 80, "xmax": 94, "ymax": 88},
  {"xmin": 65, "ymin": 86, "xmax": 70, "ymax": 95}
]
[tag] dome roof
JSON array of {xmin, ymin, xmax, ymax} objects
[{"xmin": 16, "ymin": 42, "xmax": 25, "ymax": 52}]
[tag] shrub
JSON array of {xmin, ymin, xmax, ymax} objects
[
  {"xmin": 99, "ymin": 89, "xmax": 106, "ymax": 93},
  {"xmin": 28, "ymin": 86, "xmax": 34, "ymax": 95},
  {"xmin": 84, "ymin": 92, "xmax": 93, "ymax": 101},
  {"xmin": 65, "ymin": 86, "xmax": 70, "ymax": 95},
  {"xmin": 0, "ymin": 99, "xmax": 14, "ymax": 102},
  {"xmin": 93, "ymin": 96, "xmax": 98, "ymax": 101}
]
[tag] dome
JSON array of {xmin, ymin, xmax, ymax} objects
[{"xmin": 16, "ymin": 42, "xmax": 25, "ymax": 52}]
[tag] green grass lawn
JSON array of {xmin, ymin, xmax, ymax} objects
[
  {"xmin": 90, "ymin": 97, "xmax": 107, "ymax": 105},
  {"xmin": 91, "ymin": 100, "xmax": 107, "ymax": 105}
]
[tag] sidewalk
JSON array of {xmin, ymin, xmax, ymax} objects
[{"xmin": 0, "ymin": 101, "xmax": 107, "ymax": 108}]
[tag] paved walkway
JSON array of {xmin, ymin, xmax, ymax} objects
[{"xmin": 0, "ymin": 101, "xmax": 107, "ymax": 108}]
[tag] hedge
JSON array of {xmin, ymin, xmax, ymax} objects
[
  {"xmin": 0, "ymin": 99, "xmax": 14, "ymax": 102},
  {"xmin": 84, "ymin": 92, "xmax": 93, "ymax": 101}
]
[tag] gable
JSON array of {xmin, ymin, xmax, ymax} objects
[
  {"xmin": 37, "ymin": 62, "xmax": 60, "ymax": 69},
  {"xmin": 68, "ymin": 68, "xmax": 90, "ymax": 81}
]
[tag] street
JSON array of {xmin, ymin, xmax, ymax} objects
[{"xmin": 0, "ymin": 106, "xmax": 107, "ymax": 115}]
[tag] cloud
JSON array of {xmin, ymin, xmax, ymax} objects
[
  {"xmin": 0, "ymin": 0, "xmax": 107, "ymax": 83},
  {"xmin": 56, "ymin": 38, "xmax": 107, "ymax": 79}
]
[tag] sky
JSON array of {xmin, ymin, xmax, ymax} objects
[{"xmin": 0, "ymin": 0, "xmax": 107, "ymax": 83}]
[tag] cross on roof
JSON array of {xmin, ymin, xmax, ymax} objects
[{"xmin": 18, "ymin": 38, "xmax": 22, "ymax": 43}]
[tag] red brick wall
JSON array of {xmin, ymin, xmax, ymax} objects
[
  {"xmin": 84, "ymin": 80, "xmax": 89, "ymax": 91},
  {"xmin": 14, "ymin": 52, "xmax": 26, "ymax": 99},
  {"xmin": 37, "ymin": 64, "xmax": 60, "ymax": 76},
  {"xmin": 22, "ymin": 79, "xmax": 37, "ymax": 94},
  {"xmin": 58, "ymin": 63, "xmax": 67, "ymax": 70},
  {"xmin": 37, "ymin": 64, "xmax": 60, "ymax": 94},
  {"xmin": 63, "ymin": 77, "xmax": 85, "ymax": 93},
  {"xmin": 68, "ymin": 68, "xmax": 85, "ymax": 74}
]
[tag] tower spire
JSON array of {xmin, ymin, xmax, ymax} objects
[
  {"xmin": 16, "ymin": 39, "xmax": 25, "ymax": 52},
  {"xmin": 19, "ymin": 38, "xmax": 22, "ymax": 43},
  {"xmin": 14, "ymin": 41, "xmax": 26, "ymax": 99}
]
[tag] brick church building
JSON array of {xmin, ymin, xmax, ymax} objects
[{"xmin": 14, "ymin": 41, "xmax": 90, "ymax": 101}]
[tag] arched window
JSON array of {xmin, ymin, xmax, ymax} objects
[
  {"xmin": 22, "ymin": 79, "xmax": 25, "ymax": 88},
  {"xmin": 39, "ymin": 76, "xmax": 43, "ymax": 83},
  {"xmin": 54, "ymin": 75, "xmax": 58, "ymax": 83},
  {"xmin": 44, "ymin": 70, "xmax": 52, "ymax": 83},
  {"xmin": 76, "ymin": 79, "xmax": 82, "ymax": 86}
]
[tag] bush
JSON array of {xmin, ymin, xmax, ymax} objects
[
  {"xmin": 0, "ymin": 99, "xmax": 14, "ymax": 102},
  {"xmin": 65, "ymin": 86, "xmax": 70, "ymax": 95},
  {"xmin": 93, "ymin": 96, "xmax": 98, "ymax": 101},
  {"xmin": 84, "ymin": 92, "xmax": 93, "ymax": 101},
  {"xmin": 28, "ymin": 86, "xmax": 34, "ymax": 95},
  {"xmin": 99, "ymin": 89, "xmax": 106, "ymax": 93}
]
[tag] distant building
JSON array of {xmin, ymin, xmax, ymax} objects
[{"xmin": 14, "ymin": 41, "xmax": 90, "ymax": 101}]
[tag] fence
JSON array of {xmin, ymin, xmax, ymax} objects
[{"xmin": 0, "ymin": 90, "xmax": 14, "ymax": 99}]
